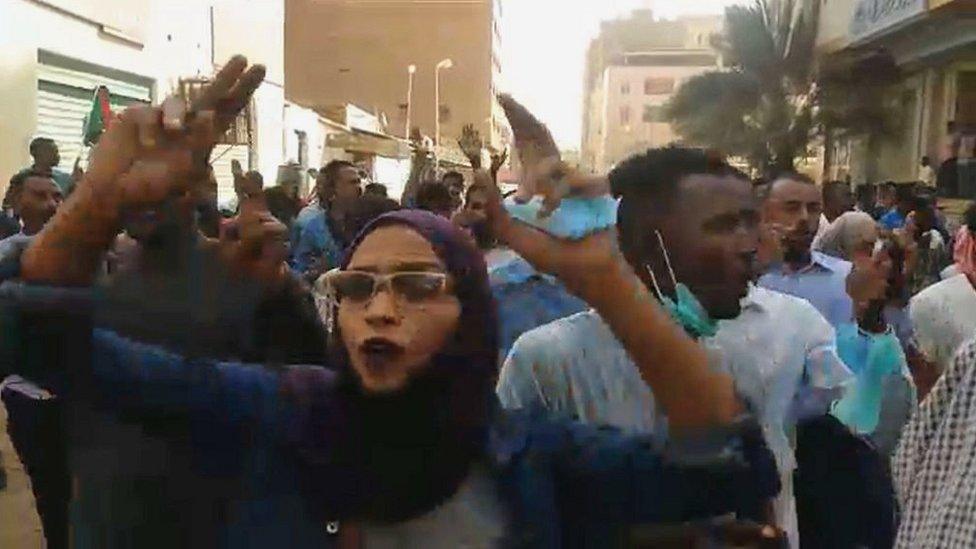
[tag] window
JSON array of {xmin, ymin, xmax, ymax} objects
[
  {"xmin": 643, "ymin": 105, "xmax": 666, "ymax": 123},
  {"xmin": 620, "ymin": 106, "xmax": 631, "ymax": 125},
  {"xmin": 621, "ymin": 82, "xmax": 631, "ymax": 95},
  {"xmin": 644, "ymin": 77, "xmax": 675, "ymax": 95}
]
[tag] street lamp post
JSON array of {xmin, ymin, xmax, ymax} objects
[
  {"xmin": 434, "ymin": 58, "xmax": 453, "ymax": 152},
  {"xmin": 404, "ymin": 64, "xmax": 416, "ymax": 139}
]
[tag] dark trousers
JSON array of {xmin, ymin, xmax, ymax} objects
[{"xmin": 1, "ymin": 388, "xmax": 70, "ymax": 549}]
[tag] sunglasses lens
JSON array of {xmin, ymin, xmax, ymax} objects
[
  {"xmin": 332, "ymin": 272, "xmax": 375, "ymax": 302},
  {"xmin": 392, "ymin": 273, "xmax": 444, "ymax": 302}
]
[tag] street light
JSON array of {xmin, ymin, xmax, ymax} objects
[
  {"xmin": 434, "ymin": 58, "xmax": 454, "ymax": 150},
  {"xmin": 404, "ymin": 64, "xmax": 416, "ymax": 139}
]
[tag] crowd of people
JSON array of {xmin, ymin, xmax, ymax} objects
[{"xmin": 1, "ymin": 55, "xmax": 976, "ymax": 548}]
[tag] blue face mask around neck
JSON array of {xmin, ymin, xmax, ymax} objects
[
  {"xmin": 644, "ymin": 229, "xmax": 720, "ymax": 339},
  {"xmin": 659, "ymin": 282, "xmax": 720, "ymax": 339}
]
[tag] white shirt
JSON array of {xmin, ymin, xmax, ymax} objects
[
  {"xmin": 910, "ymin": 274, "xmax": 976, "ymax": 373},
  {"xmin": 497, "ymin": 286, "xmax": 852, "ymax": 547}
]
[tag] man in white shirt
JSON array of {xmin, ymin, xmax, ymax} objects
[{"xmin": 497, "ymin": 148, "xmax": 852, "ymax": 547}]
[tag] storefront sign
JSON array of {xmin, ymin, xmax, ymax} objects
[{"xmin": 850, "ymin": 0, "xmax": 927, "ymax": 42}]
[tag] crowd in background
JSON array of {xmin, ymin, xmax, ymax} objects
[{"xmin": 1, "ymin": 56, "xmax": 976, "ymax": 548}]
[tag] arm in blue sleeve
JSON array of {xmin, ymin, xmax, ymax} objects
[
  {"xmin": 91, "ymin": 329, "xmax": 288, "ymax": 432},
  {"xmin": 289, "ymin": 217, "xmax": 325, "ymax": 274},
  {"xmin": 549, "ymin": 418, "xmax": 779, "ymax": 528}
]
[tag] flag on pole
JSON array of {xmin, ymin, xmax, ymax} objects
[{"xmin": 82, "ymin": 85, "xmax": 112, "ymax": 146}]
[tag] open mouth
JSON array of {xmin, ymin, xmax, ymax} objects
[{"xmin": 359, "ymin": 337, "xmax": 405, "ymax": 369}]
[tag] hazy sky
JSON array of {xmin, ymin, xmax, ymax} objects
[{"xmin": 500, "ymin": 0, "xmax": 743, "ymax": 150}]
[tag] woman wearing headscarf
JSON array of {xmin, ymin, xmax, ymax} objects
[
  {"xmin": 815, "ymin": 211, "xmax": 916, "ymax": 455},
  {"xmin": 1, "ymin": 59, "xmax": 782, "ymax": 547}
]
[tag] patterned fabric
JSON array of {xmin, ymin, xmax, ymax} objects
[
  {"xmin": 289, "ymin": 210, "xmax": 343, "ymax": 275},
  {"xmin": 497, "ymin": 286, "xmax": 852, "ymax": 547},
  {"xmin": 893, "ymin": 337, "xmax": 976, "ymax": 548},
  {"xmin": 759, "ymin": 251, "xmax": 853, "ymax": 328},
  {"xmin": 292, "ymin": 202, "xmax": 323, "ymax": 249},
  {"xmin": 909, "ymin": 274, "xmax": 976, "ymax": 373}
]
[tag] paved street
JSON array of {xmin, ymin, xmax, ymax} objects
[{"xmin": 0, "ymin": 405, "xmax": 44, "ymax": 548}]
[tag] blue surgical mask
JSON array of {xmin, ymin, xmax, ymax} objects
[
  {"xmin": 646, "ymin": 230, "xmax": 719, "ymax": 339},
  {"xmin": 831, "ymin": 324, "xmax": 909, "ymax": 435}
]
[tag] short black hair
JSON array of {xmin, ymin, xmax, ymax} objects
[
  {"xmin": 912, "ymin": 195, "xmax": 933, "ymax": 212},
  {"xmin": 609, "ymin": 146, "xmax": 747, "ymax": 260},
  {"xmin": 442, "ymin": 171, "xmax": 465, "ymax": 187},
  {"xmin": 895, "ymin": 184, "xmax": 916, "ymax": 204},
  {"xmin": 964, "ymin": 202, "xmax": 976, "ymax": 235},
  {"xmin": 5, "ymin": 170, "xmax": 53, "ymax": 208},
  {"xmin": 320, "ymin": 160, "xmax": 355, "ymax": 184},
  {"xmin": 823, "ymin": 180, "xmax": 848, "ymax": 194},
  {"xmin": 28, "ymin": 137, "xmax": 56, "ymax": 156},
  {"xmin": 364, "ymin": 182, "xmax": 388, "ymax": 197},
  {"xmin": 415, "ymin": 181, "xmax": 453, "ymax": 213},
  {"xmin": 345, "ymin": 195, "xmax": 400, "ymax": 239}
]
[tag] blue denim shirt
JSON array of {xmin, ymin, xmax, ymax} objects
[
  {"xmin": 491, "ymin": 195, "xmax": 617, "ymax": 360},
  {"xmin": 289, "ymin": 209, "xmax": 343, "ymax": 276}
]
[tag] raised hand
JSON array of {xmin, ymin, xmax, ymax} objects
[
  {"xmin": 86, "ymin": 56, "xmax": 265, "ymax": 200},
  {"xmin": 489, "ymin": 147, "xmax": 508, "ymax": 181},
  {"xmin": 219, "ymin": 195, "xmax": 289, "ymax": 287},
  {"xmin": 497, "ymin": 94, "xmax": 608, "ymax": 217},
  {"xmin": 21, "ymin": 56, "xmax": 266, "ymax": 286},
  {"xmin": 477, "ymin": 168, "xmax": 739, "ymax": 429},
  {"xmin": 458, "ymin": 124, "xmax": 483, "ymax": 169}
]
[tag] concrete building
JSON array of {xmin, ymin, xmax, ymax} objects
[
  {"xmin": 285, "ymin": 0, "xmax": 509, "ymax": 155},
  {"xmin": 0, "ymin": 0, "xmax": 332, "ymax": 205},
  {"xmin": 817, "ymin": 0, "xmax": 976, "ymax": 186},
  {"xmin": 580, "ymin": 10, "xmax": 721, "ymax": 173}
]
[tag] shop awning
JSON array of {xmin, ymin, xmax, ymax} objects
[{"xmin": 326, "ymin": 129, "xmax": 411, "ymax": 159}]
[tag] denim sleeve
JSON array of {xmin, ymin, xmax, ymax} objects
[
  {"xmin": 91, "ymin": 329, "xmax": 288, "ymax": 432},
  {"xmin": 547, "ymin": 418, "xmax": 779, "ymax": 534},
  {"xmin": 504, "ymin": 195, "xmax": 617, "ymax": 239},
  {"xmin": 289, "ymin": 220, "xmax": 323, "ymax": 274}
]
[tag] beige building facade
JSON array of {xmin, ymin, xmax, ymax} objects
[
  {"xmin": 581, "ymin": 11, "xmax": 721, "ymax": 173},
  {"xmin": 817, "ymin": 0, "xmax": 976, "ymax": 186},
  {"xmin": 285, "ymin": 0, "xmax": 508, "ymax": 153}
]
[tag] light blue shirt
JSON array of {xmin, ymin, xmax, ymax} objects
[
  {"xmin": 758, "ymin": 251, "xmax": 853, "ymax": 328},
  {"xmin": 291, "ymin": 202, "xmax": 324, "ymax": 249},
  {"xmin": 497, "ymin": 286, "xmax": 853, "ymax": 546}
]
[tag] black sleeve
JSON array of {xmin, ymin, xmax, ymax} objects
[{"xmin": 249, "ymin": 275, "xmax": 327, "ymax": 366}]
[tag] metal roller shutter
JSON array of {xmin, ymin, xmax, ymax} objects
[{"xmin": 35, "ymin": 63, "xmax": 151, "ymax": 173}]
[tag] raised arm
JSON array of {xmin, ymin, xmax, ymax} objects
[
  {"xmin": 488, "ymin": 96, "xmax": 740, "ymax": 431},
  {"xmin": 21, "ymin": 56, "xmax": 266, "ymax": 286}
]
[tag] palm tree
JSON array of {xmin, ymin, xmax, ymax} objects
[{"xmin": 666, "ymin": 0, "xmax": 820, "ymax": 173}]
